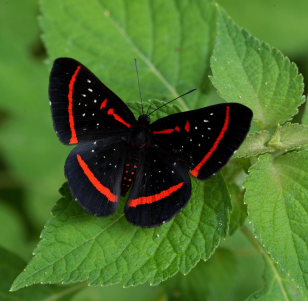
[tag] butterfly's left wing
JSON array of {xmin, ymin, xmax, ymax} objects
[
  {"xmin": 65, "ymin": 138, "xmax": 127, "ymax": 216},
  {"xmin": 150, "ymin": 103, "xmax": 253, "ymax": 180},
  {"xmin": 49, "ymin": 58, "xmax": 136, "ymax": 145},
  {"xmin": 125, "ymin": 149, "xmax": 191, "ymax": 227}
]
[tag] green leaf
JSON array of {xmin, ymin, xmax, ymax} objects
[
  {"xmin": 235, "ymin": 124, "xmax": 308, "ymax": 159},
  {"xmin": 228, "ymin": 184, "xmax": 247, "ymax": 235},
  {"xmin": 244, "ymin": 152, "xmax": 308, "ymax": 292},
  {"xmin": 268, "ymin": 123, "xmax": 308, "ymax": 151},
  {"xmin": 211, "ymin": 8, "xmax": 304, "ymax": 129},
  {"xmin": 234, "ymin": 131, "xmax": 274, "ymax": 158},
  {"xmin": 11, "ymin": 175, "xmax": 231, "ymax": 291},
  {"xmin": 0, "ymin": 246, "xmax": 84, "ymax": 301},
  {"xmin": 40, "ymin": 0, "xmax": 217, "ymax": 111},
  {"xmin": 247, "ymin": 257, "xmax": 307, "ymax": 301},
  {"xmin": 163, "ymin": 248, "xmax": 237, "ymax": 301}
]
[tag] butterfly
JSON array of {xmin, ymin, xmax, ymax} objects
[{"xmin": 49, "ymin": 57, "xmax": 253, "ymax": 227}]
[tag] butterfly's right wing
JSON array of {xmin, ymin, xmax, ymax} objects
[
  {"xmin": 150, "ymin": 103, "xmax": 252, "ymax": 180},
  {"xmin": 49, "ymin": 58, "xmax": 136, "ymax": 145}
]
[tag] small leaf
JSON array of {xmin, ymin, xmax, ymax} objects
[
  {"xmin": 234, "ymin": 131, "xmax": 275, "ymax": 158},
  {"xmin": 0, "ymin": 246, "xmax": 83, "ymax": 301},
  {"xmin": 163, "ymin": 248, "xmax": 237, "ymax": 301},
  {"xmin": 211, "ymin": 8, "xmax": 304, "ymax": 129},
  {"xmin": 268, "ymin": 123, "xmax": 308, "ymax": 151},
  {"xmin": 244, "ymin": 152, "xmax": 308, "ymax": 292},
  {"xmin": 11, "ymin": 175, "xmax": 231, "ymax": 291},
  {"xmin": 247, "ymin": 257, "xmax": 307, "ymax": 300}
]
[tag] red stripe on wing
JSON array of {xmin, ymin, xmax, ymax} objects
[
  {"xmin": 68, "ymin": 65, "xmax": 82, "ymax": 144},
  {"xmin": 129, "ymin": 182, "xmax": 184, "ymax": 207},
  {"xmin": 153, "ymin": 125, "xmax": 181, "ymax": 134},
  {"xmin": 100, "ymin": 98, "xmax": 108, "ymax": 109},
  {"xmin": 185, "ymin": 120, "xmax": 190, "ymax": 132},
  {"xmin": 107, "ymin": 108, "xmax": 132, "ymax": 128},
  {"xmin": 191, "ymin": 105, "xmax": 230, "ymax": 177},
  {"xmin": 77, "ymin": 154, "xmax": 118, "ymax": 202},
  {"xmin": 153, "ymin": 129, "xmax": 175, "ymax": 134}
]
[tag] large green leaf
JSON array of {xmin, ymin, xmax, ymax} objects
[
  {"xmin": 211, "ymin": 9, "xmax": 304, "ymax": 129},
  {"xmin": 40, "ymin": 0, "xmax": 218, "ymax": 111},
  {"xmin": 244, "ymin": 152, "xmax": 308, "ymax": 292},
  {"xmin": 11, "ymin": 174, "xmax": 231, "ymax": 291},
  {"xmin": 0, "ymin": 246, "xmax": 83, "ymax": 301}
]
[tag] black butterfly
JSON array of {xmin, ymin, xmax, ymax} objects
[{"xmin": 49, "ymin": 58, "xmax": 253, "ymax": 227}]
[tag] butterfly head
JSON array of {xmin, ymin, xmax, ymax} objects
[{"xmin": 138, "ymin": 114, "xmax": 151, "ymax": 125}]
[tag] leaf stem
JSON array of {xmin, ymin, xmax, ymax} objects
[{"xmin": 241, "ymin": 225, "xmax": 291, "ymax": 301}]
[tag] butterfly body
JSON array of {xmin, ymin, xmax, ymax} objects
[{"xmin": 49, "ymin": 58, "xmax": 253, "ymax": 227}]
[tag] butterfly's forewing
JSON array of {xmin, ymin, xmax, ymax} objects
[
  {"xmin": 125, "ymin": 149, "xmax": 191, "ymax": 227},
  {"xmin": 49, "ymin": 58, "xmax": 136, "ymax": 145},
  {"xmin": 151, "ymin": 103, "xmax": 253, "ymax": 179},
  {"xmin": 65, "ymin": 139, "xmax": 127, "ymax": 216}
]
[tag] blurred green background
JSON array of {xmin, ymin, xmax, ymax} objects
[{"xmin": 0, "ymin": 0, "xmax": 307, "ymax": 300}]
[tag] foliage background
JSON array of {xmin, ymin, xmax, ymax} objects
[{"xmin": 0, "ymin": 0, "xmax": 308, "ymax": 300}]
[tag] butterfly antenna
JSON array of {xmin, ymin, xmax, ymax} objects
[
  {"xmin": 135, "ymin": 58, "xmax": 144, "ymax": 115},
  {"xmin": 148, "ymin": 89, "xmax": 196, "ymax": 116}
]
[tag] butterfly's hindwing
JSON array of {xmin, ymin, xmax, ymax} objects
[
  {"xmin": 151, "ymin": 103, "xmax": 253, "ymax": 180},
  {"xmin": 49, "ymin": 58, "xmax": 136, "ymax": 145},
  {"xmin": 125, "ymin": 149, "xmax": 191, "ymax": 227},
  {"xmin": 65, "ymin": 139, "xmax": 127, "ymax": 216}
]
